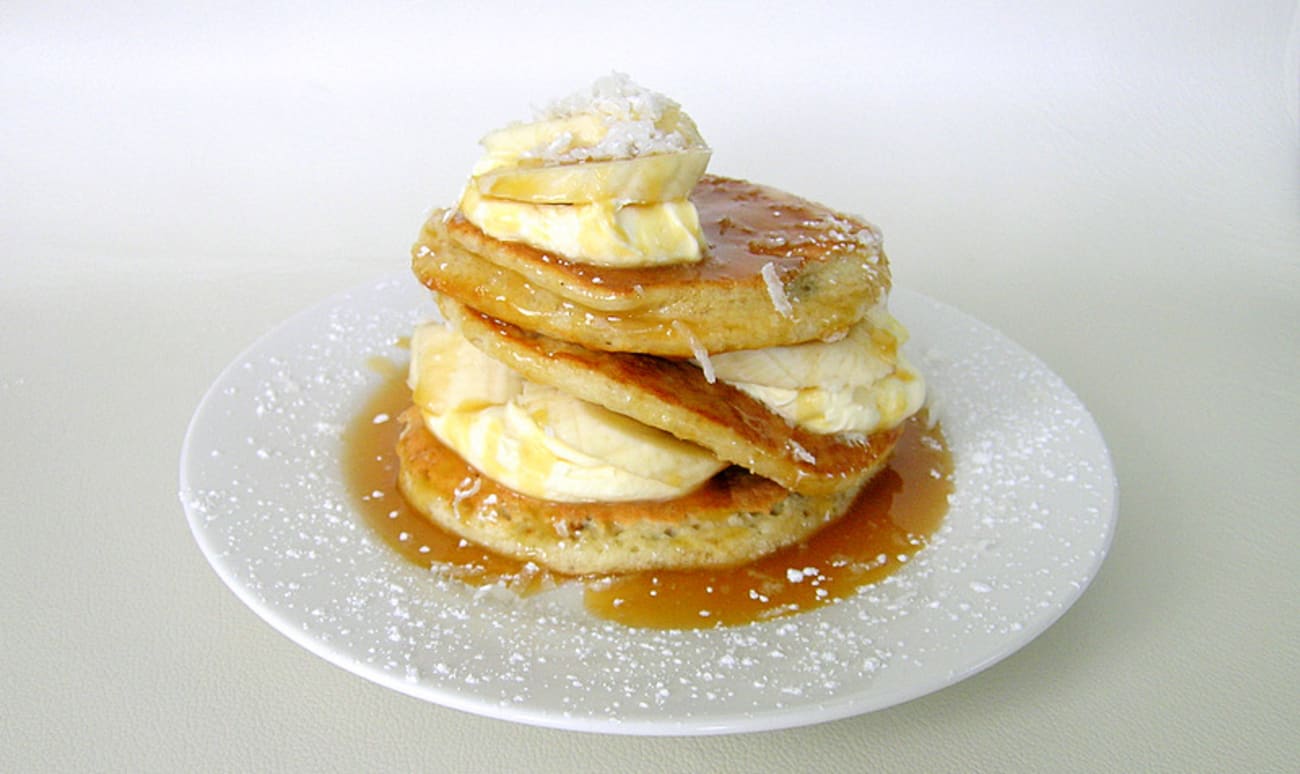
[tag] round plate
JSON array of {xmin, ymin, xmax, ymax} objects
[{"xmin": 179, "ymin": 275, "xmax": 1116, "ymax": 735}]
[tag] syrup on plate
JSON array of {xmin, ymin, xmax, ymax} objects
[{"xmin": 345, "ymin": 362, "xmax": 951, "ymax": 629}]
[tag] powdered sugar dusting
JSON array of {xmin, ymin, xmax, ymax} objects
[{"xmin": 180, "ymin": 277, "xmax": 1115, "ymax": 736}]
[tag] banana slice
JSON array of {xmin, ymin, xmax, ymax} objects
[
  {"xmin": 473, "ymin": 149, "xmax": 711, "ymax": 204},
  {"xmin": 408, "ymin": 321, "xmax": 521, "ymax": 414},
  {"xmin": 708, "ymin": 307, "xmax": 907, "ymax": 389},
  {"xmin": 409, "ymin": 322, "xmax": 724, "ymax": 502},
  {"xmin": 481, "ymin": 114, "xmax": 607, "ymax": 157},
  {"xmin": 515, "ymin": 383, "xmax": 725, "ymax": 491},
  {"xmin": 477, "ymin": 103, "xmax": 705, "ymax": 164},
  {"xmin": 460, "ymin": 75, "xmax": 712, "ymax": 266},
  {"xmin": 472, "ymin": 114, "xmax": 609, "ymax": 177},
  {"xmin": 706, "ymin": 308, "xmax": 926, "ymax": 435}
]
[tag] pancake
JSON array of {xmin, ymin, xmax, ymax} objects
[
  {"xmin": 438, "ymin": 295, "xmax": 904, "ymax": 497},
  {"xmin": 396, "ymin": 408, "xmax": 886, "ymax": 574},
  {"xmin": 413, "ymin": 175, "xmax": 891, "ymax": 356}
]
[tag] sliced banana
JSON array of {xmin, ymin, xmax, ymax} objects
[
  {"xmin": 408, "ymin": 321, "xmax": 521, "ymax": 414},
  {"xmin": 472, "ymin": 114, "xmax": 610, "ymax": 176},
  {"xmin": 473, "ymin": 149, "xmax": 711, "ymax": 205},
  {"xmin": 475, "ymin": 102, "xmax": 705, "ymax": 169},
  {"xmin": 459, "ymin": 75, "xmax": 711, "ymax": 267},
  {"xmin": 709, "ymin": 310, "xmax": 905, "ymax": 389},
  {"xmin": 706, "ymin": 307, "xmax": 926, "ymax": 435},
  {"xmin": 515, "ymin": 383, "xmax": 724, "ymax": 490},
  {"xmin": 409, "ymin": 323, "xmax": 724, "ymax": 502},
  {"xmin": 481, "ymin": 114, "xmax": 607, "ymax": 157}
]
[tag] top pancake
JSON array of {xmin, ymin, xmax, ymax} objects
[{"xmin": 412, "ymin": 175, "xmax": 891, "ymax": 357}]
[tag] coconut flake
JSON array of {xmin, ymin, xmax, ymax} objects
[
  {"xmin": 528, "ymin": 73, "xmax": 698, "ymax": 163},
  {"xmin": 673, "ymin": 320, "xmax": 715, "ymax": 383},
  {"xmin": 788, "ymin": 439, "xmax": 816, "ymax": 465},
  {"xmin": 761, "ymin": 261, "xmax": 794, "ymax": 319}
]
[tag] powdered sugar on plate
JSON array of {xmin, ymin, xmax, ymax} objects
[{"xmin": 179, "ymin": 274, "xmax": 1116, "ymax": 735}]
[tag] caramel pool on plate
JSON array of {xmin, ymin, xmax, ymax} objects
[{"xmin": 345, "ymin": 363, "xmax": 952, "ymax": 629}]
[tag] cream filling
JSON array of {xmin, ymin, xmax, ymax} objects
[
  {"xmin": 458, "ymin": 186, "xmax": 704, "ymax": 267},
  {"xmin": 409, "ymin": 322, "xmax": 725, "ymax": 503}
]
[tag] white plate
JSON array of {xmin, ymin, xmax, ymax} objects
[{"xmin": 179, "ymin": 275, "xmax": 1116, "ymax": 736}]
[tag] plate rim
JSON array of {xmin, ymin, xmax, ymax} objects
[{"xmin": 179, "ymin": 274, "xmax": 1118, "ymax": 736}]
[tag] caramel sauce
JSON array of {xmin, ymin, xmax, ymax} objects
[
  {"xmin": 345, "ymin": 364, "xmax": 952, "ymax": 629},
  {"xmin": 586, "ymin": 420, "xmax": 951, "ymax": 628},
  {"xmin": 344, "ymin": 367, "xmax": 550, "ymax": 592},
  {"xmin": 554, "ymin": 175, "xmax": 870, "ymax": 290}
]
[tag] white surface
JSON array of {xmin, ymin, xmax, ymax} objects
[
  {"xmin": 3, "ymin": 0, "xmax": 1297, "ymax": 770},
  {"xmin": 179, "ymin": 280, "xmax": 1115, "ymax": 735}
]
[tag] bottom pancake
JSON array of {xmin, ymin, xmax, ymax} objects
[{"xmin": 395, "ymin": 408, "xmax": 897, "ymax": 575}]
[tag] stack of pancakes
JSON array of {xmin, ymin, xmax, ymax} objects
[{"xmin": 396, "ymin": 171, "xmax": 921, "ymax": 575}]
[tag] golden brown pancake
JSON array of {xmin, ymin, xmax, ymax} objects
[
  {"xmin": 396, "ymin": 408, "xmax": 887, "ymax": 574},
  {"xmin": 413, "ymin": 175, "xmax": 891, "ymax": 357},
  {"xmin": 438, "ymin": 296, "xmax": 903, "ymax": 497}
]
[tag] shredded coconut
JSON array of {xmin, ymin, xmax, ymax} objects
[
  {"xmin": 760, "ymin": 261, "xmax": 794, "ymax": 318},
  {"xmin": 855, "ymin": 225, "xmax": 882, "ymax": 248},
  {"xmin": 788, "ymin": 439, "xmax": 816, "ymax": 465},
  {"xmin": 674, "ymin": 320, "xmax": 715, "ymax": 383},
  {"xmin": 538, "ymin": 73, "xmax": 675, "ymax": 122},
  {"xmin": 527, "ymin": 73, "xmax": 700, "ymax": 163}
]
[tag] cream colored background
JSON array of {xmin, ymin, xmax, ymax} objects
[{"xmin": 3, "ymin": 1, "xmax": 1297, "ymax": 770}]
